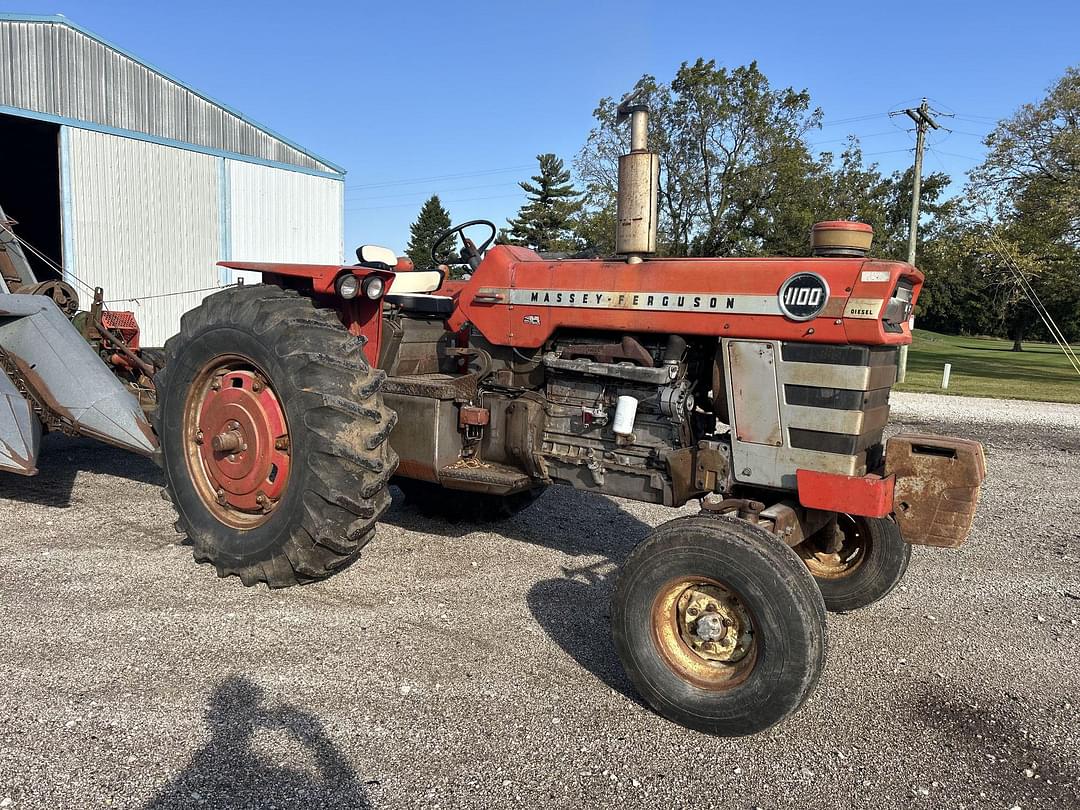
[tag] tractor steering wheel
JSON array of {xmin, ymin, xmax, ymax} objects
[{"xmin": 431, "ymin": 220, "xmax": 497, "ymax": 271}]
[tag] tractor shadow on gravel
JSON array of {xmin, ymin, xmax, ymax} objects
[
  {"xmin": 144, "ymin": 674, "xmax": 372, "ymax": 810},
  {"xmin": 387, "ymin": 484, "xmax": 651, "ymax": 701},
  {"xmin": 0, "ymin": 433, "xmax": 161, "ymax": 507},
  {"xmin": 912, "ymin": 689, "xmax": 1080, "ymax": 807}
]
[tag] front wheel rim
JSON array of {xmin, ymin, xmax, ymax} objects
[
  {"xmin": 650, "ymin": 576, "xmax": 758, "ymax": 690},
  {"xmin": 183, "ymin": 355, "xmax": 292, "ymax": 529}
]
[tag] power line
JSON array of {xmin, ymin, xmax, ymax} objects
[
  {"xmin": 816, "ymin": 112, "xmax": 891, "ymax": 128},
  {"xmin": 348, "ymin": 164, "xmax": 534, "ymax": 191},
  {"xmin": 346, "ymin": 192, "xmax": 524, "ymax": 212},
  {"xmin": 930, "ymin": 149, "xmax": 983, "ymax": 162},
  {"xmin": 862, "ymin": 147, "xmax": 915, "ymax": 157},
  {"xmin": 807, "ymin": 130, "xmax": 906, "ymax": 146},
  {"xmin": 346, "ymin": 179, "xmax": 521, "ymax": 202}
]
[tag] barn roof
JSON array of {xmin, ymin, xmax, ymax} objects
[{"xmin": 0, "ymin": 13, "xmax": 344, "ymax": 177}]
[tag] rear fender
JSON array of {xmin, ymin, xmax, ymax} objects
[
  {"xmin": 218, "ymin": 261, "xmax": 395, "ymax": 296},
  {"xmin": 218, "ymin": 262, "xmax": 397, "ymax": 365}
]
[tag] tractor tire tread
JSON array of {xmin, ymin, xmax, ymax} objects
[{"xmin": 153, "ymin": 284, "xmax": 396, "ymax": 588}]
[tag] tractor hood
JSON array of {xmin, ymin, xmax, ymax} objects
[{"xmin": 449, "ymin": 245, "xmax": 922, "ymax": 350}]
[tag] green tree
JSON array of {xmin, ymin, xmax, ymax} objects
[
  {"xmin": 967, "ymin": 66, "xmax": 1080, "ymax": 349},
  {"xmin": 575, "ymin": 60, "xmax": 825, "ymax": 257},
  {"xmin": 404, "ymin": 195, "xmax": 455, "ymax": 268},
  {"xmin": 507, "ymin": 154, "xmax": 584, "ymax": 252}
]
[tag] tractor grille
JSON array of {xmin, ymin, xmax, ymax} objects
[
  {"xmin": 723, "ymin": 339, "xmax": 899, "ymax": 490},
  {"xmin": 780, "ymin": 342, "xmax": 897, "ymax": 461}
]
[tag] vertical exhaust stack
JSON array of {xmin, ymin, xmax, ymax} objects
[{"xmin": 615, "ymin": 93, "xmax": 660, "ymax": 263}]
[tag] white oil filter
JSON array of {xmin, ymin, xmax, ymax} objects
[{"xmin": 613, "ymin": 396, "xmax": 639, "ymax": 436}]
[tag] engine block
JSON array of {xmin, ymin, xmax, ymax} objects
[{"xmin": 539, "ymin": 350, "xmax": 696, "ymax": 504}]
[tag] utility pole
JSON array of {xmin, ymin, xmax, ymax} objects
[{"xmin": 894, "ymin": 98, "xmax": 940, "ymax": 382}]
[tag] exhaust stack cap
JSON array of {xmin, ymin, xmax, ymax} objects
[{"xmin": 811, "ymin": 221, "xmax": 873, "ymax": 257}]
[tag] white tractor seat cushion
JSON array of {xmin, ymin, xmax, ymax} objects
[{"xmin": 387, "ymin": 269, "xmax": 443, "ymax": 294}]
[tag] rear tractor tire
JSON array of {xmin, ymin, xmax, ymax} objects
[
  {"xmin": 152, "ymin": 285, "xmax": 398, "ymax": 587},
  {"xmin": 797, "ymin": 515, "xmax": 911, "ymax": 612},
  {"xmin": 612, "ymin": 515, "xmax": 827, "ymax": 736}
]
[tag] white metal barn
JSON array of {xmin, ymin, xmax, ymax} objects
[{"xmin": 0, "ymin": 13, "xmax": 345, "ymax": 345}]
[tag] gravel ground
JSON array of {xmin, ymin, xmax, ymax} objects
[{"xmin": 0, "ymin": 392, "xmax": 1077, "ymax": 810}]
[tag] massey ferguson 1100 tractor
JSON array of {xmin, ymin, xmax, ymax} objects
[{"xmin": 153, "ymin": 100, "xmax": 985, "ymax": 736}]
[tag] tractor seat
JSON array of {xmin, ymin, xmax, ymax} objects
[{"xmin": 385, "ymin": 269, "xmax": 453, "ymax": 316}]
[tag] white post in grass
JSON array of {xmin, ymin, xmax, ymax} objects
[{"xmin": 941, "ymin": 363, "xmax": 952, "ymax": 390}]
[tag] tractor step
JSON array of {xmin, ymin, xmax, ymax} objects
[
  {"xmin": 384, "ymin": 373, "xmax": 477, "ymax": 402},
  {"xmin": 437, "ymin": 460, "xmax": 533, "ymax": 495}
]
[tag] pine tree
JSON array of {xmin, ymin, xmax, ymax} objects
[
  {"xmin": 507, "ymin": 154, "xmax": 584, "ymax": 252},
  {"xmin": 404, "ymin": 195, "xmax": 455, "ymax": 268}
]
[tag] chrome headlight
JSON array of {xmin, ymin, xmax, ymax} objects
[
  {"xmin": 362, "ymin": 276, "xmax": 385, "ymax": 300},
  {"xmin": 336, "ymin": 273, "xmax": 360, "ymax": 299}
]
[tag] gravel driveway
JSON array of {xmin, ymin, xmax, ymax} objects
[{"xmin": 0, "ymin": 392, "xmax": 1077, "ymax": 809}]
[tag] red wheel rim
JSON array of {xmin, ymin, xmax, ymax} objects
[{"xmin": 183, "ymin": 356, "xmax": 291, "ymax": 528}]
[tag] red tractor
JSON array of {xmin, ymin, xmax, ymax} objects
[{"xmin": 153, "ymin": 101, "xmax": 985, "ymax": 736}]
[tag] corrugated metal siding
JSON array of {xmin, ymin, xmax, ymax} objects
[
  {"xmin": 227, "ymin": 160, "xmax": 344, "ymax": 282},
  {"xmin": 67, "ymin": 127, "xmax": 220, "ymax": 346},
  {"xmin": 0, "ymin": 19, "xmax": 336, "ymax": 173}
]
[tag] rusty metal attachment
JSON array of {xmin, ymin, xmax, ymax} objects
[
  {"xmin": 24, "ymin": 280, "xmax": 80, "ymax": 318},
  {"xmin": 183, "ymin": 356, "xmax": 291, "ymax": 528},
  {"xmin": 886, "ymin": 433, "xmax": 986, "ymax": 548},
  {"xmin": 701, "ymin": 497, "xmax": 765, "ymax": 522},
  {"xmin": 0, "ymin": 294, "xmax": 157, "ymax": 470},
  {"xmin": 651, "ymin": 576, "xmax": 757, "ymax": 689}
]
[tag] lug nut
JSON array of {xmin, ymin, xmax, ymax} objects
[{"xmin": 195, "ymin": 430, "xmax": 204, "ymax": 445}]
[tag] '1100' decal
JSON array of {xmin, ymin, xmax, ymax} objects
[{"xmin": 783, "ymin": 287, "xmax": 824, "ymax": 307}]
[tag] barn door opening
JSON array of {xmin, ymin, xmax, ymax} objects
[{"xmin": 0, "ymin": 113, "xmax": 63, "ymax": 284}]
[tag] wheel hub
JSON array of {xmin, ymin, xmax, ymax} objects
[
  {"xmin": 650, "ymin": 576, "xmax": 758, "ymax": 690},
  {"xmin": 799, "ymin": 517, "xmax": 867, "ymax": 580},
  {"xmin": 190, "ymin": 366, "xmax": 291, "ymax": 523},
  {"xmin": 676, "ymin": 584, "xmax": 753, "ymax": 663}
]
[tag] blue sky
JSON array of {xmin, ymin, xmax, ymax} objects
[{"xmin": 10, "ymin": 0, "xmax": 1080, "ymax": 255}]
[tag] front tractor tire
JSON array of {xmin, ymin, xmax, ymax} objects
[
  {"xmin": 152, "ymin": 286, "xmax": 398, "ymax": 587},
  {"xmin": 797, "ymin": 515, "xmax": 911, "ymax": 613},
  {"xmin": 612, "ymin": 515, "xmax": 827, "ymax": 736}
]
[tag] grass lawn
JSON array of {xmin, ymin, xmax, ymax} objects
[{"xmin": 895, "ymin": 329, "xmax": 1080, "ymax": 404}]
